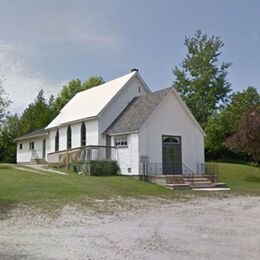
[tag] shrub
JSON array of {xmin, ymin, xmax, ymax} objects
[{"xmin": 69, "ymin": 160, "xmax": 119, "ymax": 176}]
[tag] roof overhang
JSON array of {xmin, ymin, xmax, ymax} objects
[
  {"xmin": 45, "ymin": 115, "xmax": 99, "ymax": 130},
  {"xmin": 105, "ymin": 130, "xmax": 139, "ymax": 136},
  {"xmin": 14, "ymin": 132, "xmax": 49, "ymax": 142}
]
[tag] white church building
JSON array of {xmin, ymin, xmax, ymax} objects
[{"xmin": 14, "ymin": 69, "xmax": 205, "ymax": 175}]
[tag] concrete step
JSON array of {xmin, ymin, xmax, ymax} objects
[
  {"xmin": 31, "ymin": 159, "xmax": 47, "ymax": 164},
  {"xmin": 190, "ymin": 183, "xmax": 217, "ymax": 188},
  {"xmin": 183, "ymin": 177, "xmax": 211, "ymax": 181},
  {"xmin": 184, "ymin": 179, "xmax": 212, "ymax": 183},
  {"xmin": 193, "ymin": 187, "xmax": 231, "ymax": 191},
  {"xmin": 165, "ymin": 183, "xmax": 191, "ymax": 190}
]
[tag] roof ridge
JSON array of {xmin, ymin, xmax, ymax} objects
[{"xmin": 105, "ymin": 88, "xmax": 171, "ymax": 135}]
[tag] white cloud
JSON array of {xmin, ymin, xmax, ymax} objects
[
  {"xmin": 0, "ymin": 41, "xmax": 60, "ymax": 114},
  {"xmin": 0, "ymin": 2, "xmax": 122, "ymax": 114}
]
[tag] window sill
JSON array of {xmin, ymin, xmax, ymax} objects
[{"xmin": 115, "ymin": 146, "xmax": 128, "ymax": 148}]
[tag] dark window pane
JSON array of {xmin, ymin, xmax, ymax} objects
[
  {"xmin": 67, "ymin": 126, "xmax": 72, "ymax": 149},
  {"xmin": 55, "ymin": 130, "xmax": 59, "ymax": 152}
]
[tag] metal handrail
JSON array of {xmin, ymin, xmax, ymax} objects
[
  {"xmin": 197, "ymin": 163, "xmax": 219, "ymax": 183},
  {"xmin": 143, "ymin": 162, "xmax": 195, "ymax": 177}
]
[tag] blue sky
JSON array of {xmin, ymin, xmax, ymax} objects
[{"xmin": 0, "ymin": 0, "xmax": 259, "ymax": 112}]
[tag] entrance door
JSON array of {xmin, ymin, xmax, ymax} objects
[
  {"xmin": 162, "ymin": 135, "xmax": 182, "ymax": 175},
  {"xmin": 42, "ymin": 139, "xmax": 46, "ymax": 159}
]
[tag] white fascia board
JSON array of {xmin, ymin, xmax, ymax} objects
[{"xmin": 45, "ymin": 115, "xmax": 99, "ymax": 130}]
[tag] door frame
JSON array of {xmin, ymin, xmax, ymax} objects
[{"xmin": 162, "ymin": 135, "xmax": 182, "ymax": 175}]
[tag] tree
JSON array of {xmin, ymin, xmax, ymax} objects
[
  {"xmin": 225, "ymin": 105, "xmax": 260, "ymax": 162},
  {"xmin": 20, "ymin": 89, "xmax": 55, "ymax": 134},
  {"xmin": 53, "ymin": 76, "xmax": 104, "ymax": 112},
  {"xmin": 0, "ymin": 114, "xmax": 22, "ymax": 162},
  {"xmin": 223, "ymin": 86, "xmax": 260, "ymax": 131},
  {"xmin": 0, "ymin": 74, "xmax": 10, "ymax": 124},
  {"xmin": 205, "ymin": 86, "xmax": 260, "ymax": 159},
  {"xmin": 173, "ymin": 30, "xmax": 232, "ymax": 127}
]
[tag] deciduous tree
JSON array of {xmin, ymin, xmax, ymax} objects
[
  {"xmin": 173, "ymin": 30, "xmax": 232, "ymax": 127},
  {"xmin": 205, "ymin": 87, "xmax": 260, "ymax": 159},
  {"xmin": 226, "ymin": 105, "xmax": 260, "ymax": 162}
]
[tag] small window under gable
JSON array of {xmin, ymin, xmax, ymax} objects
[
  {"xmin": 138, "ymin": 86, "xmax": 141, "ymax": 93},
  {"xmin": 19, "ymin": 143, "xmax": 23, "ymax": 150},
  {"xmin": 114, "ymin": 135, "xmax": 128, "ymax": 147}
]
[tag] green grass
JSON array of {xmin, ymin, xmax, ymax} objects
[
  {"xmin": 218, "ymin": 163, "xmax": 260, "ymax": 195},
  {"xmin": 0, "ymin": 165, "xmax": 180, "ymax": 209},
  {"xmin": 0, "ymin": 163, "xmax": 259, "ymax": 210}
]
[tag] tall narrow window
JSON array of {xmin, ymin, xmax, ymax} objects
[
  {"xmin": 55, "ymin": 130, "xmax": 59, "ymax": 152},
  {"xmin": 81, "ymin": 122, "xmax": 86, "ymax": 146},
  {"xmin": 67, "ymin": 125, "xmax": 72, "ymax": 149}
]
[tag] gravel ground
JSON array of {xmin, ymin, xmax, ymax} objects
[{"xmin": 0, "ymin": 196, "xmax": 260, "ymax": 260}]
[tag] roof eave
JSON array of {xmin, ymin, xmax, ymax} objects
[
  {"xmin": 14, "ymin": 133, "xmax": 49, "ymax": 142},
  {"xmin": 105, "ymin": 130, "xmax": 140, "ymax": 136},
  {"xmin": 45, "ymin": 115, "xmax": 99, "ymax": 130}
]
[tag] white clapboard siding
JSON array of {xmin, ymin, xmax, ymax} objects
[{"xmin": 139, "ymin": 91, "xmax": 204, "ymax": 173}]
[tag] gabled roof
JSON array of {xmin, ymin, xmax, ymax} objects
[
  {"xmin": 14, "ymin": 128, "xmax": 49, "ymax": 142},
  {"xmin": 105, "ymin": 87, "xmax": 206, "ymax": 136},
  {"xmin": 46, "ymin": 71, "xmax": 143, "ymax": 129},
  {"xmin": 104, "ymin": 88, "xmax": 172, "ymax": 135}
]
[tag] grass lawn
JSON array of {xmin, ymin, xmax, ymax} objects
[
  {"xmin": 0, "ymin": 163, "xmax": 259, "ymax": 210},
  {"xmin": 218, "ymin": 163, "xmax": 260, "ymax": 196},
  {"xmin": 0, "ymin": 165, "xmax": 180, "ymax": 209}
]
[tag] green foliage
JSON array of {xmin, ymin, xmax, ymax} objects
[
  {"xmin": 173, "ymin": 30, "xmax": 232, "ymax": 127},
  {"xmin": 225, "ymin": 105, "xmax": 260, "ymax": 162},
  {"xmin": 0, "ymin": 75, "xmax": 10, "ymax": 124},
  {"xmin": 53, "ymin": 76, "xmax": 104, "ymax": 112},
  {"xmin": 0, "ymin": 115, "xmax": 22, "ymax": 162},
  {"xmin": 205, "ymin": 87, "xmax": 260, "ymax": 159},
  {"xmin": 89, "ymin": 161, "xmax": 119, "ymax": 176},
  {"xmin": 20, "ymin": 89, "xmax": 55, "ymax": 134},
  {"xmin": 0, "ymin": 75, "xmax": 104, "ymax": 163},
  {"xmin": 70, "ymin": 160, "xmax": 119, "ymax": 176},
  {"xmin": 223, "ymin": 86, "xmax": 260, "ymax": 131}
]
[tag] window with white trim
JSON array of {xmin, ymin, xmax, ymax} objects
[{"xmin": 114, "ymin": 135, "xmax": 128, "ymax": 147}]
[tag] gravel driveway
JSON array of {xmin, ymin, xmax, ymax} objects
[{"xmin": 0, "ymin": 196, "xmax": 259, "ymax": 260}]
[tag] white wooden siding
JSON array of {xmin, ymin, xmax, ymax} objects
[
  {"xmin": 48, "ymin": 119, "xmax": 99, "ymax": 153},
  {"xmin": 139, "ymin": 92, "xmax": 204, "ymax": 173},
  {"xmin": 112, "ymin": 133, "xmax": 139, "ymax": 175},
  {"xmin": 17, "ymin": 138, "xmax": 46, "ymax": 163},
  {"xmin": 99, "ymin": 77, "xmax": 149, "ymax": 145}
]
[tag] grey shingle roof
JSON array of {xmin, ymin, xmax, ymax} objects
[
  {"xmin": 14, "ymin": 128, "xmax": 49, "ymax": 141},
  {"xmin": 104, "ymin": 88, "xmax": 172, "ymax": 135}
]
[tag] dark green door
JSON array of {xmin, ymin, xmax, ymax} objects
[{"xmin": 162, "ymin": 136, "xmax": 182, "ymax": 175}]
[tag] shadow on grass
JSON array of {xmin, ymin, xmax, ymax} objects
[
  {"xmin": 244, "ymin": 176, "xmax": 260, "ymax": 183},
  {"xmin": 0, "ymin": 165, "xmax": 13, "ymax": 170}
]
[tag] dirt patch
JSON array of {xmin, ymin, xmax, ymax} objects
[{"xmin": 0, "ymin": 196, "xmax": 259, "ymax": 259}]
